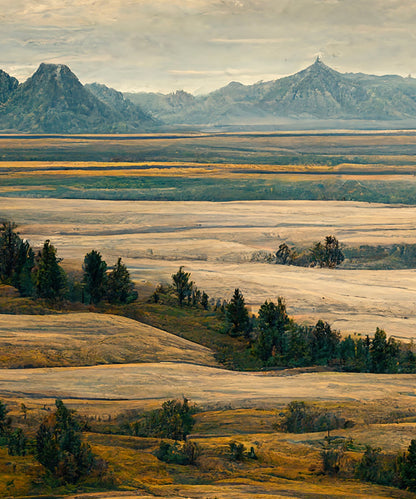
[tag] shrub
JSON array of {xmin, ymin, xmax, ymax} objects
[{"xmin": 156, "ymin": 440, "xmax": 201, "ymax": 465}]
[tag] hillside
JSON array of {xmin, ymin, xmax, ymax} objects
[{"xmin": 0, "ymin": 313, "xmax": 216, "ymax": 368}]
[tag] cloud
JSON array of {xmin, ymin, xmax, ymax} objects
[
  {"xmin": 1, "ymin": 0, "xmax": 416, "ymax": 92},
  {"xmin": 211, "ymin": 38, "xmax": 292, "ymax": 44}
]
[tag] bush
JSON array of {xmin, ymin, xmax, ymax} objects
[
  {"xmin": 131, "ymin": 398, "xmax": 196, "ymax": 441},
  {"xmin": 156, "ymin": 440, "xmax": 201, "ymax": 465},
  {"xmin": 278, "ymin": 401, "xmax": 350, "ymax": 434}
]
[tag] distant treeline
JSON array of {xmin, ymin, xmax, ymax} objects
[
  {"xmin": 252, "ymin": 239, "xmax": 416, "ymax": 270},
  {"xmin": 1, "ymin": 175, "xmax": 416, "ymax": 204}
]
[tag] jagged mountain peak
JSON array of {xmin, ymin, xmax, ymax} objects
[
  {"xmin": 0, "ymin": 69, "xmax": 19, "ymax": 104},
  {"xmin": 0, "ymin": 63, "xmax": 156, "ymax": 132}
]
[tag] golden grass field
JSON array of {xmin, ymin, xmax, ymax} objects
[
  {"xmin": 1, "ymin": 362, "xmax": 416, "ymax": 408},
  {"xmin": 1, "ymin": 197, "xmax": 415, "ymax": 339},
  {"xmin": 0, "ymin": 146, "xmax": 415, "ymax": 498},
  {"xmin": 0, "ymin": 313, "xmax": 216, "ymax": 368}
]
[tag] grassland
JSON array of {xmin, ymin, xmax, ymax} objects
[
  {"xmin": 1, "ymin": 132, "xmax": 416, "ymax": 203},
  {"xmin": 1, "ymin": 197, "xmax": 415, "ymax": 339},
  {"xmin": 2, "ymin": 395, "xmax": 416, "ymax": 498},
  {"xmin": 0, "ymin": 312, "xmax": 216, "ymax": 368},
  {"xmin": 1, "ymin": 132, "xmax": 416, "ymax": 497}
]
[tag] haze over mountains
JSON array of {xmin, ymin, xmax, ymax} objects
[{"xmin": 2, "ymin": 59, "xmax": 416, "ymax": 132}]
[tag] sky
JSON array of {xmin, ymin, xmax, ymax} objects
[{"xmin": 1, "ymin": 0, "xmax": 416, "ymax": 94}]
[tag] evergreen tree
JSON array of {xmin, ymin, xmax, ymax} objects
[
  {"xmin": 275, "ymin": 242, "xmax": 294, "ymax": 264},
  {"xmin": 401, "ymin": 439, "xmax": 416, "ymax": 491},
  {"xmin": 324, "ymin": 235, "xmax": 344, "ymax": 268},
  {"xmin": 0, "ymin": 221, "xmax": 21, "ymax": 282},
  {"xmin": 106, "ymin": 257, "xmax": 137, "ymax": 304},
  {"xmin": 0, "ymin": 222, "xmax": 34, "ymax": 292},
  {"xmin": 82, "ymin": 250, "xmax": 107, "ymax": 304},
  {"xmin": 371, "ymin": 328, "xmax": 388, "ymax": 373},
  {"xmin": 311, "ymin": 320, "xmax": 340, "ymax": 364},
  {"xmin": 310, "ymin": 235, "xmax": 344, "ymax": 268},
  {"xmin": 171, "ymin": 266, "xmax": 193, "ymax": 307},
  {"xmin": 201, "ymin": 291, "xmax": 209, "ymax": 310},
  {"xmin": 0, "ymin": 400, "xmax": 10, "ymax": 436},
  {"xmin": 255, "ymin": 297, "xmax": 289, "ymax": 361},
  {"xmin": 8, "ymin": 428, "xmax": 27, "ymax": 456},
  {"xmin": 35, "ymin": 240, "xmax": 66, "ymax": 301},
  {"xmin": 16, "ymin": 241, "xmax": 35, "ymax": 296},
  {"xmin": 225, "ymin": 288, "xmax": 250, "ymax": 337},
  {"xmin": 36, "ymin": 399, "xmax": 95, "ymax": 484}
]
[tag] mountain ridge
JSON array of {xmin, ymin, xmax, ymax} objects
[
  {"xmin": 2, "ymin": 59, "xmax": 416, "ymax": 132},
  {"xmin": 127, "ymin": 58, "xmax": 416, "ymax": 125}
]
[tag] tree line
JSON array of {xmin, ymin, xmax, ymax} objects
[
  {"xmin": 164, "ymin": 268, "xmax": 416, "ymax": 374},
  {"xmin": 251, "ymin": 235, "xmax": 345, "ymax": 268},
  {"xmin": 0, "ymin": 221, "xmax": 137, "ymax": 305}
]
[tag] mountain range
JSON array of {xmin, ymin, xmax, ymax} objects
[
  {"xmin": 126, "ymin": 58, "xmax": 416, "ymax": 125},
  {"xmin": 2, "ymin": 59, "xmax": 416, "ymax": 132}
]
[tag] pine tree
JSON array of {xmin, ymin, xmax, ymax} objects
[
  {"xmin": 255, "ymin": 297, "xmax": 289, "ymax": 360},
  {"xmin": 0, "ymin": 222, "xmax": 34, "ymax": 292},
  {"xmin": 225, "ymin": 288, "xmax": 250, "ymax": 337},
  {"xmin": 0, "ymin": 400, "xmax": 10, "ymax": 436},
  {"xmin": 35, "ymin": 240, "xmax": 66, "ymax": 301},
  {"xmin": 82, "ymin": 250, "xmax": 107, "ymax": 304},
  {"xmin": 106, "ymin": 257, "xmax": 137, "ymax": 304},
  {"xmin": 171, "ymin": 266, "xmax": 193, "ymax": 307},
  {"xmin": 401, "ymin": 439, "xmax": 416, "ymax": 491},
  {"xmin": 324, "ymin": 235, "xmax": 344, "ymax": 268},
  {"xmin": 35, "ymin": 399, "xmax": 95, "ymax": 484},
  {"xmin": 0, "ymin": 221, "xmax": 20, "ymax": 282}
]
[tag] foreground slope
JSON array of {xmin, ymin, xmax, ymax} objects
[{"xmin": 0, "ymin": 313, "xmax": 216, "ymax": 368}]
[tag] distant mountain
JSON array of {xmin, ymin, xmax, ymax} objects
[
  {"xmin": 0, "ymin": 63, "xmax": 155, "ymax": 133},
  {"xmin": 0, "ymin": 69, "xmax": 18, "ymax": 104},
  {"xmin": 126, "ymin": 58, "xmax": 416, "ymax": 125},
  {"xmin": 85, "ymin": 82, "xmax": 157, "ymax": 127},
  {"xmin": 125, "ymin": 90, "xmax": 195, "ymax": 119},
  {"xmin": 3, "ymin": 59, "xmax": 416, "ymax": 132}
]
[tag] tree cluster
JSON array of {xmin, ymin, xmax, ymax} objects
[
  {"xmin": 129, "ymin": 398, "xmax": 196, "ymax": 441},
  {"xmin": 155, "ymin": 266, "xmax": 209, "ymax": 310},
  {"xmin": 0, "ymin": 399, "xmax": 103, "ymax": 485},
  {"xmin": 0, "ymin": 222, "xmax": 137, "ymax": 305},
  {"xmin": 330, "ymin": 439, "xmax": 416, "ymax": 492},
  {"xmin": 156, "ymin": 440, "xmax": 201, "ymax": 465},
  {"xmin": 278, "ymin": 401, "xmax": 351, "ymax": 434},
  {"xmin": 273, "ymin": 235, "xmax": 345, "ymax": 268},
  {"xmin": 83, "ymin": 252, "xmax": 137, "ymax": 305},
  {"xmin": 251, "ymin": 297, "xmax": 415, "ymax": 373}
]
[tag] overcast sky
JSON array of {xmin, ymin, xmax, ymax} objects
[{"xmin": 1, "ymin": 0, "xmax": 416, "ymax": 94}]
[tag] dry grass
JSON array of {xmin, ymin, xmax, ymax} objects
[
  {"xmin": 1, "ymin": 363, "xmax": 416, "ymax": 409},
  {"xmin": 1, "ymin": 197, "xmax": 414, "ymax": 338},
  {"xmin": 0, "ymin": 313, "xmax": 216, "ymax": 368}
]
